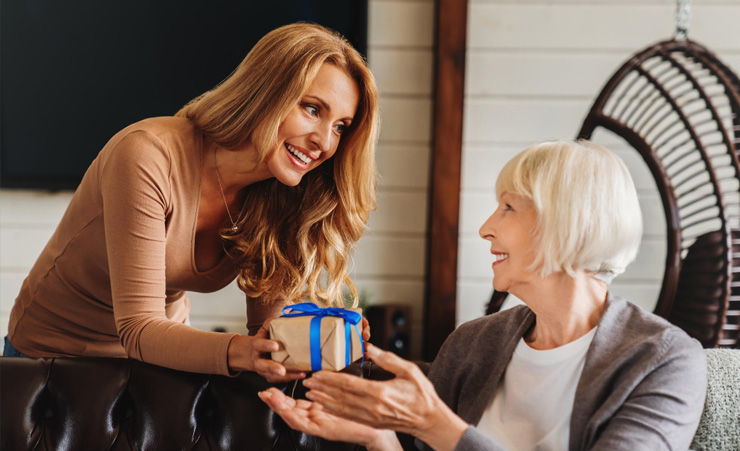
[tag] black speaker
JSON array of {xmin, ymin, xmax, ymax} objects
[{"xmin": 365, "ymin": 305, "xmax": 411, "ymax": 359}]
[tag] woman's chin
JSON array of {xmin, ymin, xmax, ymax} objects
[{"xmin": 492, "ymin": 279, "xmax": 508, "ymax": 293}]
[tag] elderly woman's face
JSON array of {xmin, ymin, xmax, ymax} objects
[{"xmin": 479, "ymin": 193, "xmax": 539, "ymax": 293}]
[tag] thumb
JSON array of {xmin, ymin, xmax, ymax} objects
[{"xmin": 257, "ymin": 317, "xmax": 277, "ymax": 339}]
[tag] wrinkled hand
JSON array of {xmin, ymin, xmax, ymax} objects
[
  {"xmin": 227, "ymin": 318, "xmax": 305, "ymax": 383},
  {"xmin": 259, "ymin": 387, "xmax": 397, "ymax": 449},
  {"xmin": 301, "ymin": 344, "xmax": 468, "ymax": 450}
]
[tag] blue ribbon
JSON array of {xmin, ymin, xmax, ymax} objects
[{"xmin": 281, "ymin": 302, "xmax": 365, "ymax": 371}]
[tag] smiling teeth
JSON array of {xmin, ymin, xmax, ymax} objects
[
  {"xmin": 286, "ymin": 143, "xmax": 311, "ymax": 164},
  {"xmin": 494, "ymin": 254, "xmax": 509, "ymax": 262}
]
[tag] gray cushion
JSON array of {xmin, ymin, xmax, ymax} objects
[{"xmin": 691, "ymin": 349, "xmax": 740, "ymax": 450}]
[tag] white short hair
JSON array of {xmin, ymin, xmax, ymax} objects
[{"xmin": 495, "ymin": 140, "xmax": 643, "ymax": 283}]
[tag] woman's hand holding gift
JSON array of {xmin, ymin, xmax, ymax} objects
[{"xmin": 227, "ymin": 317, "xmax": 306, "ymax": 383}]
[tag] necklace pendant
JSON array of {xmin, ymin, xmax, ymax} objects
[{"xmin": 231, "ymin": 225, "xmax": 239, "ymax": 232}]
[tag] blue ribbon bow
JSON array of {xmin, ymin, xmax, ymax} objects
[{"xmin": 281, "ymin": 302, "xmax": 365, "ymax": 372}]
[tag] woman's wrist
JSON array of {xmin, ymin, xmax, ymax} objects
[
  {"xmin": 414, "ymin": 399, "xmax": 468, "ymax": 451},
  {"xmin": 364, "ymin": 429, "xmax": 403, "ymax": 451},
  {"xmin": 226, "ymin": 334, "xmax": 253, "ymax": 372}
]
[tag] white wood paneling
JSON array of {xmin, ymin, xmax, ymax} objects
[
  {"xmin": 369, "ymin": 1, "xmax": 435, "ymax": 48},
  {"xmin": 0, "ymin": 228, "xmax": 56, "ymax": 270},
  {"xmin": 468, "ymin": 4, "xmax": 740, "ymax": 52},
  {"xmin": 0, "ymin": 190, "xmax": 72, "ymax": 226},
  {"xmin": 467, "ymin": 52, "xmax": 629, "ymax": 98},
  {"xmin": 369, "ymin": 49, "xmax": 434, "ymax": 95},
  {"xmin": 0, "ymin": 273, "xmax": 25, "ymax": 315},
  {"xmin": 368, "ymin": 191, "xmax": 428, "ymax": 233},
  {"xmin": 378, "ymin": 97, "xmax": 433, "ymax": 143},
  {"xmin": 464, "ymin": 99, "xmax": 591, "ymax": 142},
  {"xmin": 352, "ymin": 234, "xmax": 426, "ymax": 278},
  {"xmin": 376, "ymin": 144, "xmax": 431, "ymax": 189}
]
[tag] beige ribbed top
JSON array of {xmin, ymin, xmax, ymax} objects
[{"xmin": 8, "ymin": 117, "xmax": 277, "ymax": 375}]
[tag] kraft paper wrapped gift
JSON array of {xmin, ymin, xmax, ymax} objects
[{"xmin": 269, "ymin": 303, "xmax": 364, "ymax": 372}]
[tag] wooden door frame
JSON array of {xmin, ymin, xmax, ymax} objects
[{"xmin": 424, "ymin": 0, "xmax": 468, "ymax": 361}]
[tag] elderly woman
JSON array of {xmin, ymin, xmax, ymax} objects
[{"xmin": 260, "ymin": 140, "xmax": 707, "ymax": 450}]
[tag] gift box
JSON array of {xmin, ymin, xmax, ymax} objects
[{"xmin": 269, "ymin": 303, "xmax": 364, "ymax": 372}]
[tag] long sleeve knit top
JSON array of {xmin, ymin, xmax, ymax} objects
[{"xmin": 8, "ymin": 117, "xmax": 276, "ymax": 375}]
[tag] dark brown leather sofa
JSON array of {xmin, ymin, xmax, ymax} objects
[
  {"xmin": 4, "ymin": 351, "xmax": 738, "ymax": 450},
  {"xmin": 0, "ymin": 357, "xmax": 410, "ymax": 451}
]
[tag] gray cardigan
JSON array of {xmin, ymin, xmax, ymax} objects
[{"xmin": 423, "ymin": 295, "xmax": 707, "ymax": 451}]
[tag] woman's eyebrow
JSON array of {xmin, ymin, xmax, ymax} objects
[
  {"xmin": 306, "ymin": 95, "xmax": 331, "ymax": 112},
  {"xmin": 305, "ymin": 95, "xmax": 354, "ymax": 122}
]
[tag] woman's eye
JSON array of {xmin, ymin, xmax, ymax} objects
[
  {"xmin": 334, "ymin": 123, "xmax": 347, "ymax": 134},
  {"xmin": 505, "ymin": 203, "xmax": 514, "ymax": 211},
  {"xmin": 303, "ymin": 104, "xmax": 319, "ymax": 116}
]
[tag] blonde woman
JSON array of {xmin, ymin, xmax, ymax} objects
[
  {"xmin": 261, "ymin": 141, "xmax": 707, "ymax": 450},
  {"xmin": 5, "ymin": 23, "xmax": 377, "ymax": 381}
]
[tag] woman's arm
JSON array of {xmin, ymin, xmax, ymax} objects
[
  {"xmin": 102, "ymin": 130, "xmax": 238, "ymax": 374},
  {"xmin": 101, "ymin": 130, "xmax": 296, "ymax": 379}
]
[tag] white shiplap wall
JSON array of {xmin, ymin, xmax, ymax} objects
[
  {"xmin": 458, "ymin": 0, "xmax": 740, "ymax": 325},
  {"xmin": 0, "ymin": 0, "xmax": 435, "ymax": 359}
]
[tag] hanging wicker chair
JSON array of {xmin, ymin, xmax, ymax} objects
[
  {"xmin": 577, "ymin": 38, "xmax": 740, "ymax": 348},
  {"xmin": 486, "ymin": 38, "xmax": 740, "ymax": 348}
]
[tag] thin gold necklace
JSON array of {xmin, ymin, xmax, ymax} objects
[{"xmin": 213, "ymin": 148, "xmax": 240, "ymax": 232}]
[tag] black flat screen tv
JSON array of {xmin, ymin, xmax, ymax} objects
[{"xmin": 1, "ymin": 0, "xmax": 368, "ymax": 190}]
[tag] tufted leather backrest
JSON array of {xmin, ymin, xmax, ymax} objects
[{"xmin": 0, "ymin": 357, "xmax": 413, "ymax": 451}]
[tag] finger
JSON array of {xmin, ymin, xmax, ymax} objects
[
  {"xmin": 262, "ymin": 388, "xmax": 299, "ymax": 411},
  {"xmin": 252, "ymin": 338, "xmax": 280, "ymax": 353},
  {"xmin": 308, "ymin": 370, "xmax": 384, "ymax": 399},
  {"xmin": 264, "ymin": 371, "xmax": 307, "ymax": 383},
  {"xmin": 254, "ymin": 357, "xmax": 287, "ymax": 377},
  {"xmin": 364, "ymin": 343, "xmax": 417, "ymax": 377},
  {"xmin": 361, "ymin": 317, "xmax": 371, "ymax": 341},
  {"xmin": 279, "ymin": 407, "xmax": 316, "ymax": 434},
  {"xmin": 304, "ymin": 381, "xmax": 385, "ymax": 425},
  {"xmin": 258, "ymin": 390, "xmax": 285, "ymax": 412},
  {"xmin": 305, "ymin": 388, "xmax": 346, "ymax": 414},
  {"xmin": 257, "ymin": 316, "xmax": 282, "ymax": 339},
  {"xmin": 295, "ymin": 399, "xmax": 314, "ymax": 410},
  {"xmin": 305, "ymin": 388, "xmax": 370, "ymax": 425}
]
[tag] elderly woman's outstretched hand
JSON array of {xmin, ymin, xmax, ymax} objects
[
  {"xmin": 259, "ymin": 388, "xmax": 401, "ymax": 450},
  {"xmin": 274, "ymin": 344, "xmax": 468, "ymax": 451}
]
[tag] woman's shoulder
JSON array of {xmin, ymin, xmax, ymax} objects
[
  {"xmin": 604, "ymin": 295, "xmax": 700, "ymax": 344},
  {"xmin": 453, "ymin": 305, "xmax": 533, "ymax": 339},
  {"xmin": 597, "ymin": 294, "xmax": 705, "ymax": 364},
  {"xmin": 99, "ymin": 117, "xmax": 200, "ymax": 166},
  {"xmin": 436, "ymin": 305, "xmax": 533, "ymax": 359},
  {"xmin": 115, "ymin": 116, "xmax": 198, "ymax": 143}
]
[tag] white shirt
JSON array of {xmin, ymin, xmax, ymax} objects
[{"xmin": 476, "ymin": 327, "xmax": 597, "ymax": 451}]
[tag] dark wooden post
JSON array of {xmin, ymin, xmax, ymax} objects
[{"xmin": 424, "ymin": 0, "xmax": 468, "ymax": 361}]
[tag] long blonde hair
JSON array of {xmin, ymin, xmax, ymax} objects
[{"xmin": 176, "ymin": 23, "xmax": 379, "ymax": 306}]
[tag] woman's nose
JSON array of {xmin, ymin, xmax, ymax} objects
[
  {"xmin": 311, "ymin": 123, "xmax": 333, "ymax": 152},
  {"xmin": 479, "ymin": 213, "xmax": 496, "ymax": 240}
]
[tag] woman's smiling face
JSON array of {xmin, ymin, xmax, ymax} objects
[
  {"xmin": 479, "ymin": 193, "xmax": 540, "ymax": 294},
  {"xmin": 265, "ymin": 63, "xmax": 360, "ymax": 186}
]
